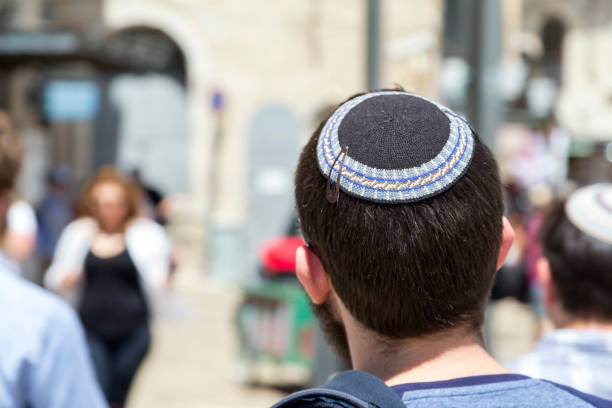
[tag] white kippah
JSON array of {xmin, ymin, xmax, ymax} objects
[{"xmin": 565, "ymin": 183, "xmax": 612, "ymax": 245}]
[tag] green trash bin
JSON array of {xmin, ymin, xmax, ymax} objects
[{"xmin": 236, "ymin": 279, "xmax": 317, "ymax": 386}]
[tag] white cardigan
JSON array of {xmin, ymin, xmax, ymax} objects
[{"xmin": 44, "ymin": 217, "xmax": 171, "ymax": 308}]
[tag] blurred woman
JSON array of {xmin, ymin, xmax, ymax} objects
[{"xmin": 45, "ymin": 166, "xmax": 171, "ymax": 408}]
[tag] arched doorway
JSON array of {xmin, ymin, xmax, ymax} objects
[
  {"xmin": 95, "ymin": 27, "xmax": 188, "ymax": 195},
  {"xmin": 103, "ymin": 4, "xmax": 215, "ymax": 270}
]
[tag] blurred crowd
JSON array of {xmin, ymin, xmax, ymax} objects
[
  {"xmin": 0, "ymin": 110, "xmax": 176, "ymax": 407},
  {"xmin": 1, "ymin": 1, "xmax": 612, "ymax": 407},
  {"xmin": 493, "ymin": 120, "xmax": 571, "ymax": 310},
  {"xmin": 1, "ymin": 85, "xmax": 612, "ymax": 408},
  {"xmin": 12, "ymin": 153, "xmax": 174, "ymax": 280}
]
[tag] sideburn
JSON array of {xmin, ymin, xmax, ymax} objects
[{"xmin": 311, "ymin": 299, "xmax": 352, "ymax": 367}]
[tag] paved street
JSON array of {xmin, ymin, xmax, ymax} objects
[{"xmin": 127, "ymin": 267, "xmax": 285, "ymax": 408}]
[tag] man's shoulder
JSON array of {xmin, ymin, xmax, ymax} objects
[
  {"xmin": 0, "ymin": 272, "xmax": 78, "ymax": 337},
  {"xmin": 541, "ymin": 379, "xmax": 612, "ymax": 407},
  {"xmin": 0, "ymin": 273, "xmax": 106, "ymax": 408},
  {"xmin": 393, "ymin": 375, "xmax": 612, "ymax": 408},
  {"xmin": 273, "ymin": 373, "xmax": 612, "ymax": 408},
  {"xmin": 507, "ymin": 329, "xmax": 612, "ymax": 398},
  {"xmin": 0, "ymin": 272, "xmax": 83, "ymax": 398}
]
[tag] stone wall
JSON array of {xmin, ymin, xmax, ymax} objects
[{"xmin": 104, "ymin": 0, "xmax": 442, "ymax": 238}]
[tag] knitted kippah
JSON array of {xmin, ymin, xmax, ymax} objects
[
  {"xmin": 316, "ymin": 91, "xmax": 475, "ymax": 203},
  {"xmin": 565, "ymin": 183, "xmax": 612, "ymax": 245}
]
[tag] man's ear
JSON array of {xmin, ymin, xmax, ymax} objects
[
  {"xmin": 496, "ymin": 216, "xmax": 515, "ymax": 270},
  {"xmin": 296, "ymin": 245, "xmax": 331, "ymax": 304}
]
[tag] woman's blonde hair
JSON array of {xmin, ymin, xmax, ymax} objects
[{"xmin": 79, "ymin": 166, "xmax": 142, "ymax": 226}]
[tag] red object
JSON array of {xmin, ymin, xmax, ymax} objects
[{"xmin": 259, "ymin": 236, "xmax": 305, "ymax": 276}]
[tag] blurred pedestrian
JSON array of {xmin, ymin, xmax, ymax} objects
[
  {"xmin": 4, "ymin": 199, "xmax": 37, "ymax": 263},
  {"xmin": 0, "ymin": 110, "xmax": 107, "ymax": 408},
  {"xmin": 274, "ymin": 90, "xmax": 609, "ymax": 407},
  {"xmin": 491, "ymin": 209, "xmax": 529, "ymax": 302},
  {"xmin": 4, "ymin": 198, "xmax": 39, "ymax": 284},
  {"xmin": 508, "ymin": 183, "xmax": 612, "ymax": 399},
  {"xmin": 37, "ymin": 165, "xmax": 75, "ymax": 267},
  {"xmin": 131, "ymin": 168, "xmax": 169, "ymax": 225},
  {"xmin": 44, "ymin": 166, "xmax": 172, "ymax": 408},
  {"xmin": 0, "ymin": 117, "xmax": 39, "ymax": 268}
]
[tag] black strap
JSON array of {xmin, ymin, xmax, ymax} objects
[{"xmin": 271, "ymin": 370, "xmax": 405, "ymax": 408}]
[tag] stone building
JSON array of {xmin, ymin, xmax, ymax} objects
[
  {"xmin": 498, "ymin": 0, "xmax": 612, "ymax": 183},
  {"xmin": 1, "ymin": 0, "xmax": 443, "ymax": 273}
]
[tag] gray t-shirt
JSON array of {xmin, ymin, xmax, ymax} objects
[{"xmin": 391, "ymin": 374, "xmax": 612, "ymax": 407}]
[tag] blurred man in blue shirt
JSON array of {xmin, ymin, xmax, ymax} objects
[
  {"xmin": 508, "ymin": 184, "xmax": 612, "ymax": 400},
  {"xmin": 0, "ymin": 111, "xmax": 107, "ymax": 408}
]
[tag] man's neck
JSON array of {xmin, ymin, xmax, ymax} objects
[
  {"xmin": 549, "ymin": 306, "xmax": 612, "ymax": 331},
  {"xmin": 558, "ymin": 319, "xmax": 612, "ymax": 331},
  {"xmin": 345, "ymin": 319, "xmax": 510, "ymax": 386}
]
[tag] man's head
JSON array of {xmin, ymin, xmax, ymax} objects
[
  {"xmin": 0, "ymin": 111, "xmax": 23, "ymax": 234},
  {"xmin": 294, "ymin": 90, "xmax": 512, "ymax": 361},
  {"xmin": 538, "ymin": 184, "xmax": 612, "ymax": 326}
]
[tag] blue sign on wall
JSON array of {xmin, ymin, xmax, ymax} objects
[{"xmin": 43, "ymin": 80, "xmax": 100, "ymax": 122}]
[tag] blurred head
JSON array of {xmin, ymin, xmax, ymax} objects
[
  {"xmin": 0, "ymin": 111, "xmax": 23, "ymax": 234},
  {"xmin": 81, "ymin": 166, "xmax": 141, "ymax": 232},
  {"xmin": 47, "ymin": 165, "xmax": 73, "ymax": 190},
  {"xmin": 538, "ymin": 185, "xmax": 612, "ymax": 325},
  {"xmin": 295, "ymin": 90, "xmax": 510, "ymax": 361}
]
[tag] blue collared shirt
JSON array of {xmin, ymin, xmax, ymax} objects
[
  {"xmin": 0, "ymin": 252, "xmax": 107, "ymax": 408},
  {"xmin": 508, "ymin": 329, "xmax": 612, "ymax": 401}
]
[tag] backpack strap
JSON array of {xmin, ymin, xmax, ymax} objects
[{"xmin": 271, "ymin": 370, "xmax": 405, "ymax": 408}]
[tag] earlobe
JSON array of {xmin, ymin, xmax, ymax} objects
[
  {"xmin": 295, "ymin": 245, "xmax": 331, "ymax": 304},
  {"xmin": 496, "ymin": 216, "xmax": 515, "ymax": 270}
]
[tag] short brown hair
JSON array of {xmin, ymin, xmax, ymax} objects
[
  {"xmin": 541, "ymin": 201, "xmax": 612, "ymax": 321},
  {"xmin": 79, "ymin": 166, "xmax": 142, "ymax": 224},
  {"xmin": 295, "ymin": 92, "xmax": 504, "ymax": 339}
]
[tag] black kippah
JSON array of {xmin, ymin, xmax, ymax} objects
[{"xmin": 317, "ymin": 91, "xmax": 475, "ymax": 203}]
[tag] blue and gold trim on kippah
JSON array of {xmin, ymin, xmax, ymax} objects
[{"xmin": 316, "ymin": 91, "xmax": 475, "ymax": 204}]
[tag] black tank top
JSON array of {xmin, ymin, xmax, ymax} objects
[{"xmin": 79, "ymin": 248, "xmax": 149, "ymax": 340}]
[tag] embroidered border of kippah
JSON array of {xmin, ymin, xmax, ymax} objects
[{"xmin": 316, "ymin": 91, "xmax": 475, "ymax": 203}]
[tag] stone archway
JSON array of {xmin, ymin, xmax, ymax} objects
[
  {"xmin": 103, "ymin": 1, "xmax": 215, "ymax": 268},
  {"xmin": 96, "ymin": 26, "xmax": 188, "ymax": 195}
]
